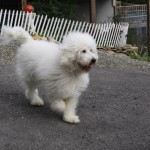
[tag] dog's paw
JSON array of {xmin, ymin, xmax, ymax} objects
[
  {"xmin": 63, "ymin": 114, "xmax": 80, "ymax": 124},
  {"xmin": 30, "ymin": 98, "xmax": 44, "ymax": 106}
]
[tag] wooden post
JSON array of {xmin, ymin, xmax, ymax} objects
[
  {"xmin": 22, "ymin": 0, "xmax": 27, "ymax": 11},
  {"xmin": 113, "ymin": 0, "xmax": 116, "ymax": 18},
  {"xmin": 147, "ymin": 0, "xmax": 150, "ymax": 56},
  {"xmin": 89, "ymin": 0, "xmax": 96, "ymax": 23}
]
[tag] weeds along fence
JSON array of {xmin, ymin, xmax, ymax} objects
[{"xmin": 0, "ymin": 9, "xmax": 129, "ymax": 47}]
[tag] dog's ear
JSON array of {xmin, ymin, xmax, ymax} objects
[{"xmin": 60, "ymin": 49, "xmax": 77, "ymax": 67}]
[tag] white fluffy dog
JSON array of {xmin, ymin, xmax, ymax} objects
[{"xmin": 3, "ymin": 27, "xmax": 98, "ymax": 123}]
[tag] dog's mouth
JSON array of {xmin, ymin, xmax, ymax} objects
[{"xmin": 78, "ymin": 62, "xmax": 94, "ymax": 72}]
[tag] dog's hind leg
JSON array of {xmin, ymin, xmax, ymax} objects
[{"xmin": 24, "ymin": 79, "xmax": 44, "ymax": 106}]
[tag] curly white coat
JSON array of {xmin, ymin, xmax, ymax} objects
[{"xmin": 3, "ymin": 27, "xmax": 98, "ymax": 123}]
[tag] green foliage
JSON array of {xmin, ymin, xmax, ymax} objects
[
  {"xmin": 129, "ymin": 50, "xmax": 150, "ymax": 62},
  {"xmin": 121, "ymin": 0, "xmax": 146, "ymax": 4},
  {"xmin": 28, "ymin": 0, "xmax": 78, "ymax": 19}
]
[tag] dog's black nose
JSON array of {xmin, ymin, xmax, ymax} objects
[{"xmin": 91, "ymin": 58, "xmax": 96, "ymax": 64}]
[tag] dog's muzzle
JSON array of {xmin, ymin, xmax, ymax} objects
[{"xmin": 78, "ymin": 57, "xmax": 97, "ymax": 72}]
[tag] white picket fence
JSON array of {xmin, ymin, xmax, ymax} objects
[{"xmin": 0, "ymin": 9, "xmax": 129, "ymax": 47}]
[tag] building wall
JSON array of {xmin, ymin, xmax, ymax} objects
[
  {"xmin": 75, "ymin": 0, "xmax": 114, "ymax": 23},
  {"xmin": 96, "ymin": 0, "xmax": 114, "ymax": 23}
]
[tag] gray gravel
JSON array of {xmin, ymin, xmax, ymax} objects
[
  {"xmin": 0, "ymin": 41, "xmax": 20, "ymax": 64},
  {"xmin": 97, "ymin": 50, "xmax": 150, "ymax": 70},
  {"xmin": 0, "ymin": 40, "xmax": 150, "ymax": 70}
]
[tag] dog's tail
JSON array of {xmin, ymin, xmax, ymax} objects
[{"xmin": 2, "ymin": 26, "xmax": 33, "ymax": 43}]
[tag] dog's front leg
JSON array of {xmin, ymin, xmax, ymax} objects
[{"xmin": 63, "ymin": 97, "xmax": 80, "ymax": 124}]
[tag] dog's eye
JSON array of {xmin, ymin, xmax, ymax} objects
[{"xmin": 82, "ymin": 50, "xmax": 86, "ymax": 53}]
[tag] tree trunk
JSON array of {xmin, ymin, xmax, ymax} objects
[{"xmin": 89, "ymin": 0, "xmax": 96, "ymax": 23}]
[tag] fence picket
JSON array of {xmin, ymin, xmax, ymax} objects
[
  {"xmin": 100, "ymin": 24, "xmax": 107, "ymax": 46},
  {"xmin": 84, "ymin": 22, "xmax": 89, "ymax": 32},
  {"xmin": 34, "ymin": 15, "xmax": 40, "ymax": 34},
  {"xmin": 108, "ymin": 23, "xmax": 115, "ymax": 47},
  {"xmin": 14, "ymin": 10, "xmax": 18, "ymax": 27},
  {"xmin": 70, "ymin": 20, "xmax": 75, "ymax": 32},
  {"xmin": 109, "ymin": 23, "xmax": 116, "ymax": 46},
  {"xmin": 29, "ymin": 13, "xmax": 36, "ymax": 34},
  {"xmin": 53, "ymin": 18, "xmax": 60, "ymax": 39},
  {"xmin": 95, "ymin": 24, "xmax": 101, "ymax": 43},
  {"xmin": 20, "ymin": 11, "xmax": 25, "ymax": 27},
  {"xmin": 112, "ymin": 24, "xmax": 119, "ymax": 47},
  {"xmin": 92, "ymin": 24, "xmax": 98, "ymax": 39},
  {"xmin": 90, "ymin": 23, "xmax": 95, "ymax": 35},
  {"xmin": 98, "ymin": 24, "xmax": 104, "ymax": 46},
  {"xmin": 17, "ymin": 11, "xmax": 22, "ymax": 26},
  {"xmin": 0, "ymin": 9, "xmax": 128, "ymax": 47},
  {"xmin": 43, "ymin": 18, "xmax": 50, "ymax": 37},
  {"xmin": 7, "ymin": 10, "xmax": 11, "ymax": 26},
  {"xmin": 50, "ymin": 17, "xmax": 58, "ymax": 38},
  {"xmin": 37, "ymin": 15, "xmax": 43, "ymax": 34},
  {"xmin": 46, "ymin": 17, "xmax": 54, "ymax": 37},
  {"xmin": 103, "ymin": 23, "xmax": 110, "ymax": 46},
  {"xmin": 116, "ymin": 23, "xmax": 122, "ymax": 46},
  {"xmin": 87, "ymin": 23, "xmax": 92, "ymax": 33},
  {"xmin": 77, "ymin": 21, "xmax": 82, "ymax": 31},
  {"xmin": 73, "ymin": 21, "xmax": 78, "ymax": 31},
  {"xmin": 59, "ymin": 19, "xmax": 68, "ymax": 42},
  {"xmin": 80, "ymin": 22, "xmax": 86, "ymax": 32},
  {"xmin": 27, "ymin": 13, "xmax": 33, "ymax": 32},
  {"xmin": 0, "ymin": 9, "xmax": 3, "ymax": 24},
  {"xmin": 40, "ymin": 15, "xmax": 47, "ymax": 35},
  {"xmin": 55, "ymin": 18, "xmax": 64, "ymax": 41},
  {"xmin": 1, "ymin": 10, "xmax": 7, "ymax": 35},
  {"xmin": 64, "ymin": 19, "xmax": 71, "ymax": 36},
  {"xmin": 23, "ymin": 12, "xmax": 29, "ymax": 29},
  {"xmin": 106, "ymin": 24, "xmax": 112, "ymax": 46}
]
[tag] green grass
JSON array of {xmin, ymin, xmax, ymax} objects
[{"xmin": 129, "ymin": 51, "xmax": 150, "ymax": 62}]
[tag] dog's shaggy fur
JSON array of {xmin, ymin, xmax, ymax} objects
[{"xmin": 3, "ymin": 27, "xmax": 98, "ymax": 123}]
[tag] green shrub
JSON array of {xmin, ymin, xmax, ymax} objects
[
  {"xmin": 129, "ymin": 50, "xmax": 150, "ymax": 62},
  {"xmin": 28, "ymin": 0, "xmax": 78, "ymax": 19}
]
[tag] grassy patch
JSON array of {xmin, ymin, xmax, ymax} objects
[{"xmin": 129, "ymin": 51, "xmax": 150, "ymax": 62}]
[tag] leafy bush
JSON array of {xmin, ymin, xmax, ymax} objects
[
  {"xmin": 129, "ymin": 50, "xmax": 150, "ymax": 62},
  {"xmin": 28, "ymin": 0, "xmax": 78, "ymax": 19}
]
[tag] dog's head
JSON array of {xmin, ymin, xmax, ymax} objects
[{"xmin": 61, "ymin": 32, "xmax": 98, "ymax": 72}]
